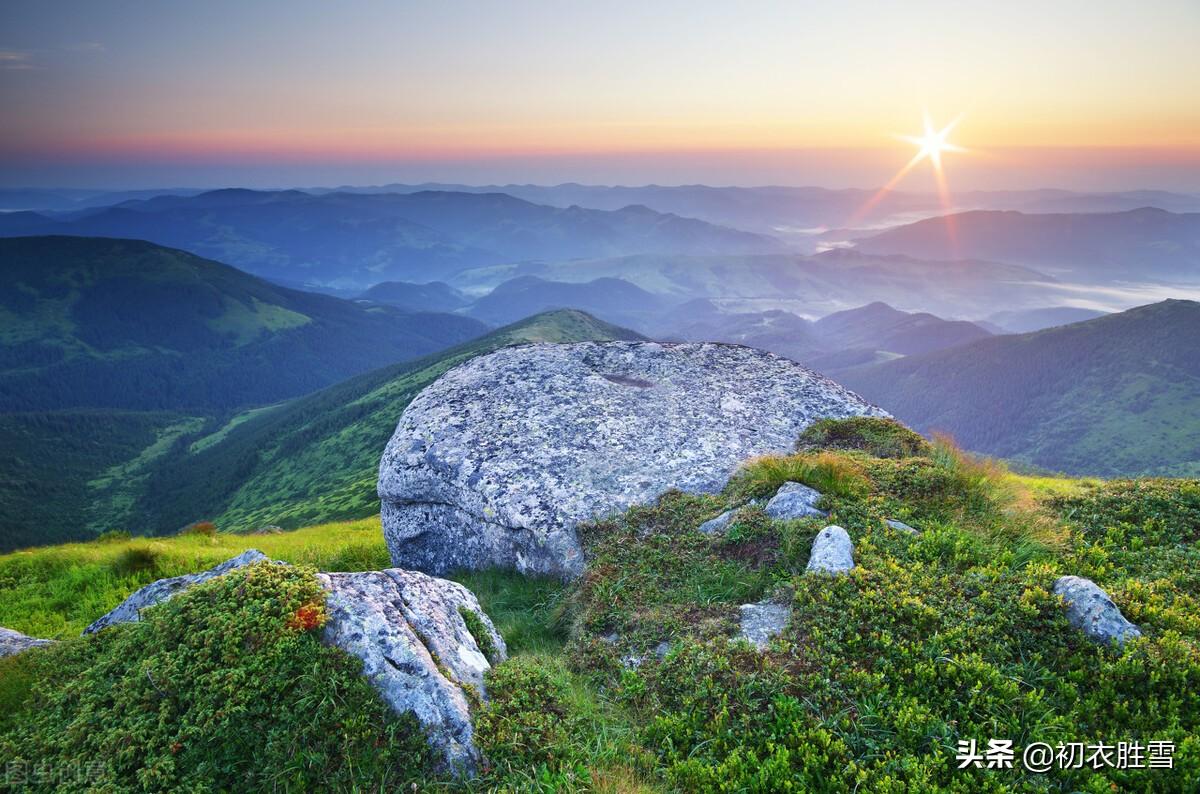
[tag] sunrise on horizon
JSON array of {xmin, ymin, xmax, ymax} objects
[
  {"xmin": 1, "ymin": 3, "xmax": 1198, "ymax": 792},
  {"xmin": 3, "ymin": 0, "xmax": 1199, "ymax": 190}
]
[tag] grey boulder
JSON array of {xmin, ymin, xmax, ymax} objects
[
  {"xmin": 85, "ymin": 549, "xmax": 269, "ymax": 633},
  {"xmin": 0, "ymin": 626, "xmax": 54, "ymax": 657},
  {"xmin": 738, "ymin": 600, "xmax": 791, "ymax": 650},
  {"xmin": 380, "ymin": 341, "xmax": 885, "ymax": 579},
  {"xmin": 765, "ymin": 482, "xmax": 827, "ymax": 520},
  {"xmin": 806, "ymin": 525, "xmax": 855, "ymax": 575},
  {"xmin": 318, "ymin": 569, "xmax": 506, "ymax": 775},
  {"xmin": 1053, "ymin": 575, "xmax": 1142, "ymax": 647},
  {"xmin": 82, "ymin": 551, "xmax": 506, "ymax": 776}
]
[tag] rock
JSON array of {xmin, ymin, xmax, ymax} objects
[
  {"xmin": 886, "ymin": 518, "xmax": 918, "ymax": 534},
  {"xmin": 318, "ymin": 569, "xmax": 506, "ymax": 775},
  {"xmin": 738, "ymin": 600, "xmax": 791, "ymax": 650},
  {"xmin": 80, "ymin": 551, "xmax": 506, "ymax": 776},
  {"xmin": 698, "ymin": 508, "xmax": 737, "ymax": 534},
  {"xmin": 765, "ymin": 482, "xmax": 826, "ymax": 520},
  {"xmin": 619, "ymin": 640, "xmax": 672, "ymax": 670},
  {"xmin": 1053, "ymin": 575, "xmax": 1142, "ymax": 647},
  {"xmin": 0, "ymin": 626, "xmax": 54, "ymax": 657},
  {"xmin": 806, "ymin": 525, "xmax": 855, "ymax": 575},
  {"xmin": 85, "ymin": 549, "xmax": 270, "ymax": 634},
  {"xmin": 380, "ymin": 341, "xmax": 885, "ymax": 579}
]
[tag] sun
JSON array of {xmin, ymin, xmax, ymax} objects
[{"xmin": 900, "ymin": 112, "xmax": 966, "ymax": 170}]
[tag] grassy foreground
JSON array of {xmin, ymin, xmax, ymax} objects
[{"xmin": 0, "ymin": 420, "xmax": 1197, "ymax": 791}]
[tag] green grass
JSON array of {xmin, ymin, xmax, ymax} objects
[{"xmin": 1, "ymin": 419, "xmax": 1196, "ymax": 791}]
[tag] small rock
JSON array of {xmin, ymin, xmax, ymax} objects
[
  {"xmin": 764, "ymin": 482, "xmax": 826, "ymax": 520},
  {"xmin": 653, "ymin": 640, "xmax": 671, "ymax": 659},
  {"xmin": 0, "ymin": 626, "xmax": 54, "ymax": 658},
  {"xmin": 85, "ymin": 549, "xmax": 270, "ymax": 634},
  {"xmin": 738, "ymin": 600, "xmax": 791, "ymax": 650},
  {"xmin": 1053, "ymin": 575, "xmax": 1142, "ymax": 647},
  {"xmin": 698, "ymin": 509, "xmax": 736, "ymax": 534},
  {"xmin": 806, "ymin": 525, "xmax": 855, "ymax": 575},
  {"xmin": 886, "ymin": 518, "xmax": 918, "ymax": 534}
]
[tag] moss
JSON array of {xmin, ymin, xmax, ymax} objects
[
  {"xmin": 798, "ymin": 416, "xmax": 932, "ymax": 458},
  {"xmin": 0, "ymin": 561, "xmax": 433, "ymax": 791},
  {"xmin": 459, "ymin": 605, "xmax": 499, "ymax": 665}
]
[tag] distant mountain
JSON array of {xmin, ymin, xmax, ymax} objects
[
  {"xmin": 307, "ymin": 183, "xmax": 1200, "ymax": 237},
  {"xmin": 359, "ymin": 281, "xmax": 469, "ymax": 313},
  {"xmin": 986, "ymin": 306, "xmax": 1109, "ymax": 333},
  {"xmin": 0, "ymin": 189, "xmax": 786, "ymax": 287},
  {"xmin": 838, "ymin": 300, "xmax": 1200, "ymax": 476},
  {"xmin": 0, "ymin": 236, "xmax": 486, "ymax": 412},
  {"xmin": 814, "ymin": 302, "xmax": 992, "ymax": 356},
  {"xmin": 661, "ymin": 301, "xmax": 989, "ymax": 366},
  {"xmin": 856, "ymin": 208, "xmax": 1200, "ymax": 283},
  {"xmin": 450, "ymin": 249, "xmax": 1056, "ymax": 320},
  {"xmin": 465, "ymin": 275, "xmax": 668, "ymax": 328},
  {"xmin": 0, "ymin": 310, "xmax": 643, "ymax": 551}
]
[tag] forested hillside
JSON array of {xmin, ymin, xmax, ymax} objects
[
  {"xmin": 840, "ymin": 300, "xmax": 1200, "ymax": 476},
  {"xmin": 0, "ymin": 236, "xmax": 486, "ymax": 412},
  {"xmin": 0, "ymin": 310, "xmax": 642, "ymax": 550}
]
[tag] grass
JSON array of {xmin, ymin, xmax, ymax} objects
[{"xmin": 1, "ymin": 420, "xmax": 1197, "ymax": 791}]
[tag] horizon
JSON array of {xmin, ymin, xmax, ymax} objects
[{"xmin": 3, "ymin": 0, "xmax": 1199, "ymax": 192}]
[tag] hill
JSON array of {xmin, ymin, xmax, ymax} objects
[
  {"xmin": 1, "ymin": 189, "xmax": 786, "ymax": 287},
  {"xmin": 464, "ymin": 275, "xmax": 668, "ymax": 329},
  {"xmin": 358, "ymin": 281, "xmax": 469, "ymax": 313},
  {"xmin": 986, "ymin": 306, "xmax": 1109, "ymax": 333},
  {"xmin": 0, "ymin": 236, "xmax": 486, "ymax": 412},
  {"xmin": 450, "ymin": 249, "xmax": 1056, "ymax": 320},
  {"xmin": 856, "ymin": 207, "xmax": 1200, "ymax": 283},
  {"xmin": 814, "ymin": 301, "xmax": 992, "ymax": 356},
  {"xmin": 0, "ymin": 309, "xmax": 642, "ymax": 551},
  {"xmin": 2, "ymin": 424, "xmax": 1196, "ymax": 790},
  {"xmin": 838, "ymin": 299, "xmax": 1200, "ymax": 475}
]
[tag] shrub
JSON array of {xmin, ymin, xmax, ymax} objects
[
  {"xmin": 729, "ymin": 451, "xmax": 872, "ymax": 501},
  {"xmin": 475, "ymin": 658, "xmax": 579, "ymax": 781},
  {"xmin": 0, "ymin": 561, "xmax": 432, "ymax": 791},
  {"xmin": 798, "ymin": 416, "xmax": 931, "ymax": 458},
  {"xmin": 93, "ymin": 529, "xmax": 131, "ymax": 543},
  {"xmin": 111, "ymin": 544, "xmax": 160, "ymax": 576},
  {"xmin": 460, "ymin": 605, "xmax": 500, "ymax": 665},
  {"xmin": 177, "ymin": 520, "xmax": 218, "ymax": 537}
]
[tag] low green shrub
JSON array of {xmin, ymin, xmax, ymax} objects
[
  {"xmin": 798, "ymin": 416, "xmax": 932, "ymax": 458},
  {"xmin": 0, "ymin": 561, "xmax": 432, "ymax": 791},
  {"xmin": 93, "ymin": 529, "xmax": 131, "ymax": 543}
]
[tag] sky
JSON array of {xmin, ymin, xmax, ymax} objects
[{"xmin": 1, "ymin": 0, "xmax": 1198, "ymax": 191}]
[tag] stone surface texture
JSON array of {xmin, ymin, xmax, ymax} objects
[
  {"xmin": 84, "ymin": 549, "xmax": 269, "ymax": 634},
  {"xmin": 318, "ymin": 568, "xmax": 506, "ymax": 774},
  {"xmin": 806, "ymin": 525, "xmax": 855, "ymax": 575},
  {"xmin": 0, "ymin": 626, "xmax": 54, "ymax": 657},
  {"xmin": 764, "ymin": 482, "xmax": 827, "ymax": 520},
  {"xmin": 379, "ymin": 341, "xmax": 884, "ymax": 579},
  {"xmin": 886, "ymin": 518, "xmax": 918, "ymax": 534},
  {"xmin": 1053, "ymin": 575, "xmax": 1142, "ymax": 647},
  {"xmin": 739, "ymin": 600, "xmax": 792, "ymax": 650}
]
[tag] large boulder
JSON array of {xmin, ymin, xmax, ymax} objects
[
  {"xmin": 0, "ymin": 626, "xmax": 54, "ymax": 657},
  {"xmin": 379, "ymin": 341, "xmax": 886, "ymax": 579},
  {"xmin": 318, "ymin": 569, "xmax": 506, "ymax": 774},
  {"xmin": 83, "ymin": 552, "xmax": 506, "ymax": 776}
]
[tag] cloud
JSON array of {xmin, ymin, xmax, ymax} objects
[{"xmin": 0, "ymin": 50, "xmax": 36, "ymax": 70}]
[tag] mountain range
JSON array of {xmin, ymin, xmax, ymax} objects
[
  {"xmin": 855, "ymin": 207, "xmax": 1200, "ymax": 283},
  {"xmin": 839, "ymin": 299, "xmax": 1200, "ymax": 476},
  {"xmin": 0, "ymin": 189, "xmax": 785, "ymax": 288}
]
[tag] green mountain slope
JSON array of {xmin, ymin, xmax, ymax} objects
[
  {"xmin": 0, "ymin": 236, "xmax": 487, "ymax": 412},
  {"xmin": 838, "ymin": 299, "xmax": 1200, "ymax": 476},
  {"xmin": 0, "ymin": 310, "xmax": 642, "ymax": 550}
]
